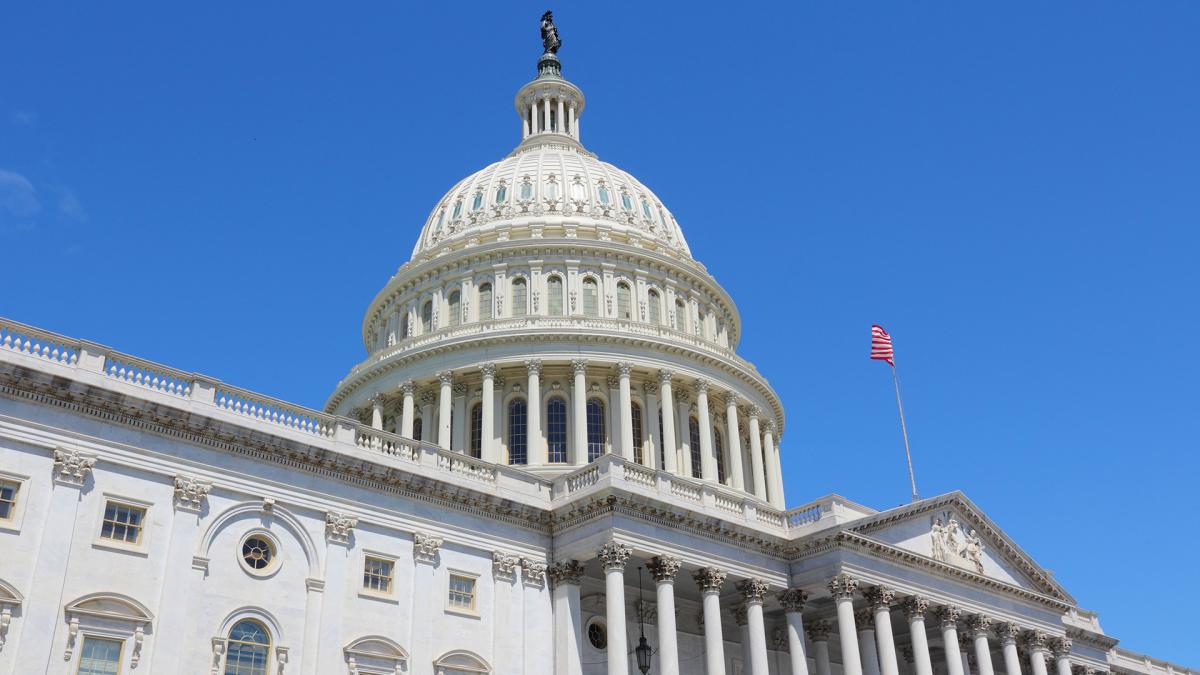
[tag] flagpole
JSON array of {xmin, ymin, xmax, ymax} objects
[{"xmin": 891, "ymin": 364, "xmax": 919, "ymax": 502}]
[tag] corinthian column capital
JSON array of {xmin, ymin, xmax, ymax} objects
[
  {"xmin": 865, "ymin": 585, "xmax": 896, "ymax": 611},
  {"xmin": 657, "ymin": 369, "xmax": 675, "ymax": 385},
  {"xmin": 571, "ymin": 359, "xmax": 588, "ymax": 375},
  {"xmin": 736, "ymin": 578, "xmax": 769, "ymax": 604},
  {"xmin": 692, "ymin": 567, "xmax": 727, "ymax": 594},
  {"xmin": 967, "ymin": 614, "xmax": 993, "ymax": 637},
  {"xmin": 902, "ymin": 595, "xmax": 930, "ymax": 621},
  {"xmin": 777, "ymin": 588, "xmax": 809, "ymax": 613},
  {"xmin": 826, "ymin": 573, "xmax": 858, "ymax": 600},
  {"xmin": 597, "ymin": 542, "xmax": 632, "ymax": 572},
  {"xmin": 806, "ymin": 619, "xmax": 832, "ymax": 642},
  {"xmin": 937, "ymin": 605, "xmax": 962, "ymax": 628},
  {"xmin": 647, "ymin": 555, "xmax": 682, "ymax": 583}
]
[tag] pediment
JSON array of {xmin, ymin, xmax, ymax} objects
[{"xmin": 847, "ymin": 492, "xmax": 1073, "ymax": 602}]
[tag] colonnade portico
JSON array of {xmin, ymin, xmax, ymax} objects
[{"xmin": 362, "ymin": 358, "xmax": 787, "ymax": 506}]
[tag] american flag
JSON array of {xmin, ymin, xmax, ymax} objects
[{"xmin": 871, "ymin": 325, "xmax": 895, "ymax": 366}]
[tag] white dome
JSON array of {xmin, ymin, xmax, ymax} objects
[{"xmin": 412, "ymin": 142, "xmax": 692, "ymax": 259}]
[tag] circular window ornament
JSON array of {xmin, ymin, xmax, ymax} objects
[
  {"xmin": 238, "ymin": 531, "xmax": 280, "ymax": 577},
  {"xmin": 587, "ymin": 618, "xmax": 607, "ymax": 650}
]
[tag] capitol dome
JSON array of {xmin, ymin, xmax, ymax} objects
[{"xmin": 326, "ymin": 36, "xmax": 787, "ymax": 508}]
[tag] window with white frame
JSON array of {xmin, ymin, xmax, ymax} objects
[
  {"xmin": 77, "ymin": 636, "xmax": 123, "ymax": 675},
  {"xmin": 511, "ymin": 278, "xmax": 528, "ymax": 316},
  {"xmin": 547, "ymin": 276, "xmax": 564, "ymax": 316},
  {"xmin": 447, "ymin": 574, "xmax": 476, "ymax": 612},
  {"xmin": 224, "ymin": 619, "xmax": 271, "ymax": 675},
  {"xmin": 478, "ymin": 283, "xmax": 493, "ymax": 321},
  {"xmin": 363, "ymin": 556, "xmax": 394, "ymax": 594},
  {"xmin": 0, "ymin": 479, "xmax": 18, "ymax": 521},
  {"xmin": 100, "ymin": 501, "xmax": 145, "ymax": 545},
  {"xmin": 582, "ymin": 278, "xmax": 599, "ymax": 317},
  {"xmin": 616, "ymin": 282, "xmax": 632, "ymax": 320},
  {"xmin": 647, "ymin": 290, "xmax": 661, "ymax": 325},
  {"xmin": 448, "ymin": 291, "xmax": 461, "ymax": 327}
]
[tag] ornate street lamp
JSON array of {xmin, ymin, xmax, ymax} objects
[{"xmin": 635, "ymin": 566, "xmax": 652, "ymax": 674}]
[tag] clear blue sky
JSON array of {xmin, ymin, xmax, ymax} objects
[{"xmin": 2, "ymin": 2, "xmax": 1197, "ymax": 664}]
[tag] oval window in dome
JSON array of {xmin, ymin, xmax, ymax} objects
[
  {"xmin": 597, "ymin": 185, "xmax": 610, "ymax": 204},
  {"xmin": 495, "ymin": 184, "xmax": 507, "ymax": 204}
]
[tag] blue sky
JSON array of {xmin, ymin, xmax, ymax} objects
[{"xmin": 2, "ymin": 2, "xmax": 1197, "ymax": 664}]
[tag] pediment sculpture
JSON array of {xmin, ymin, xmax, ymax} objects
[{"xmin": 930, "ymin": 513, "xmax": 985, "ymax": 574}]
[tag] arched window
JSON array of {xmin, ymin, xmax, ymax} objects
[
  {"xmin": 469, "ymin": 403, "xmax": 483, "ymax": 459},
  {"xmin": 421, "ymin": 300, "xmax": 433, "ymax": 333},
  {"xmin": 586, "ymin": 398, "xmax": 606, "ymax": 462},
  {"xmin": 582, "ymin": 278, "xmax": 599, "ymax": 317},
  {"xmin": 697, "ymin": 309, "xmax": 707, "ymax": 338},
  {"xmin": 714, "ymin": 426, "xmax": 726, "ymax": 484},
  {"xmin": 448, "ymin": 291, "xmax": 461, "ymax": 328},
  {"xmin": 616, "ymin": 282, "xmax": 632, "ymax": 320},
  {"xmin": 647, "ymin": 290, "xmax": 661, "ymax": 325},
  {"xmin": 547, "ymin": 397, "xmax": 568, "ymax": 463},
  {"xmin": 508, "ymin": 398, "xmax": 527, "ymax": 465},
  {"xmin": 547, "ymin": 276, "xmax": 564, "ymax": 316},
  {"xmin": 674, "ymin": 300, "xmax": 687, "ymax": 332},
  {"xmin": 412, "ymin": 418, "xmax": 423, "ymax": 442},
  {"xmin": 631, "ymin": 402, "xmax": 644, "ymax": 465},
  {"xmin": 688, "ymin": 417, "xmax": 702, "ymax": 479},
  {"xmin": 224, "ymin": 619, "xmax": 271, "ymax": 675},
  {"xmin": 478, "ymin": 283, "xmax": 493, "ymax": 321},
  {"xmin": 512, "ymin": 278, "xmax": 528, "ymax": 317},
  {"xmin": 400, "ymin": 313, "xmax": 410, "ymax": 338}
]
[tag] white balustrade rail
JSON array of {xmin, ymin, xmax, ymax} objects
[
  {"xmin": 104, "ymin": 356, "xmax": 193, "ymax": 397},
  {"xmin": 213, "ymin": 386, "xmax": 338, "ymax": 439},
  {"xmin": 0, "ymin": 319, "xmax": 80, "ymax": 366}
]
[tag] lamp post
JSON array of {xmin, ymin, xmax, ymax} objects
[{"xmin": 635, "ymin": 566, "xmax": 652, "ymax": 674}]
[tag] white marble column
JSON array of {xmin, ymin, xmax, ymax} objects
[
  {"xmin": 411, "ymin": 533, "xmax": 443, "ymax": 675},
  {"xmin": 572, "ymin": 359, "xmax": 588, "ymax": 465},
  {"xmin": 658, "ymin": 370, "xmax": 678, "ymax": 473},
  {"xmin": 643, "ymin": 382, "xmax": 660, "ymax": 470},
  {"xmin": 747, "ymin": 407, "xmax": 767, "ymax": 500},
  {"xmin": 695, "ymin": 381, "xmax": 716, "ymax": 480},
  {"xmin": 437, "ymin": 370, "xmax": 453, "ymax": 449},
  {"xmin": 400, "ymin": 381, "xmax": 416, "ymax": 439},
  {"xmin": 480, "ymin": 364, "xmax": 497, "ymax": 462},
  {"xmin": 676, "ymin": 391, "xmax": 693, "ymax": 477},
  {"xmin": 617, "ymin": 362, "xmax": 635, "ymax": 461},
  {"xmin": 736, "ymin": 605, "xmax": 753, "ymax": 675},
  {"xmin": 960, "ymin": 636, "xmax": 974, "ymax": 675},
  {"xmin": 778, "ymin": 589, "xmax": 811, "ymax": 675},
  {"xmin": 866, "ymin": 586, "xmax": 900, "ymax": 675},
  {"xmin": 694, "ymin": 567, "xmax": 728, "ymax": 675},
  {"xmin": 967, "ymin": 616, "xmax": 996, "ymax": 675},
  {"xmin": 543, "ymin": 97, "xmax": 551, "ymax": 134},
  {"xmin": 527, "ymin": 359, "xmax": 545, "ymax": 464},
  {"xmin": 1052, "ymin": 638, "xmax": 1074, "ymax": 675},
  {"xmin": 370, "ymin": 393, "xmax": 385, "ymax": 430},
  {"xmin": 648, "ymin": 556, "xmax": 682, "ymax": 675},
  {"xmin": 763, "ymin": 421, "xmax": 784, "ymax": 507},
  {"xmin": 522, "ymin": 560, "xmax": 553, "ymax": 673},
  {"xmin": 857, "ymin": 608, "xmax": 882, "ymax": 675},
  {"xmin": 937, "ymin": 607, "xmax": 966, "ymax": 675},
  {"xmin": 1024, "ymin": 633, "xmax": 1050, "ymax": 675},
  {"xmin": 451, "ymin": 383, "xmax": 467, "ymax": 452},
  {"xmin": 738, "ymin": 579, "xmax": 770, "ymax": 675},
  {"xmin": 419, "ymin": 390, "xmax": 435, "ymax": 441},
  {"xmin": 808, "ymin": 620, "xmax": 834, "ymax": 675},
  {"xmin": 996, "ymin": 624, "xmax": 1023, "ymax": 675},
  {"xmin": 903, "ymin": 597, "xmax": 935, "ymax": 675},
  {"xmin": 724, "ymin": 393, "xmax": 745, "ymax": 490},
  {"xmin": 557, "ymin": 98, "xmax": 565, "ymax": 133},
  {"xmin": 316, "ymin": 514, "xmax": 357, "ymax": 673},
  {"xmin": 148, "ymin": 476, "xmax": 212, "ymax": 672},
  {"xmin": 829, "ymin": 574, "xmax": 864, "ymax": 675},
  {"xmin": 550, "ymin": 561, "xmax": 585, "ymax": 675},
  {"xmin": 492, "ymin": 553, "xmax": 521, "ymax": 674},
  {"xmin": 599, "ymin": 542, "xmax": 632, "ymax": 675}
]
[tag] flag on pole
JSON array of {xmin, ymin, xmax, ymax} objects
[{"xmin": 870, "ymin": 324, "xmax": 895, "ymax": 366}]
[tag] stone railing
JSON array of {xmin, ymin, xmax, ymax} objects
[
  {"xmin": 213, "ymin": 384, "xmax": 338, "ymax": 439},
  {"xmin": 0, "ymin": 319, "xmax": 81, "ymax": 367}
]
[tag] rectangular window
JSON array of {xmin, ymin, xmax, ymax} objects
[
  {"xmin": 77, "ymin": 636, "xmax": 123, "ymax": 675},
  {"xmin": 363, "ymin": 556, "xmax": 394, "ymax": 594},
  {"xmin": 448, "ymin": 574, "xmax": 476, "ymax": 612},
  {"xmin": 100, "ymin": 501, "xmax": 146, "ymax": 545},
  {"xmin": 0, "ymin": 480, "xmax": 18, "ymax": 520}
]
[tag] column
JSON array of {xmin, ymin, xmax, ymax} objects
[
  {"xmin": 648, "ymin": 556, "xmax": 682, "ymax": 675},
  {"xmin": 902, "ymin": 597, "xmax": 935, "ymax": 675},
  {"xmin": 763, "ymin": 421, "xmax": 784, "ymax": 508},
  {"xmin": 856, "ymin": 609, "xmax": 882, "ymax": 675},
  {"xmin": 549, "ymin": 561, "xmax": 585, "ymax": 675},
  {"xmin": 747, "ymin": 407, "xmax": 767, "ymax": 500},
  {"xmin": 452, "ymin": 383, "xmax": 467, "ymax": 452},
  {"xmin": 527, "ymin": 360, "xmax": 545, "ymax": 464},
  {"xmin": 419, "ymin": 391, "xmax": 436, "ymax": 441},
  {"xmin": 738, "ymin": 579, "xmax": 770, "ymax": 675},
  {"xmin": 1051, "ymin": 638, "xmax": 1073, "ymax": 675},
  {"xmin": 644, "ymin": 382, "xmax": 661, "ymax": 470},
  {"xmin": 598, "ymin": 543, "xmax": 632, "ymax": 675},
  {"xmin": 543, "ymin": 98, "xmax": 551, "ymax": 135},
  {"xmin": 676, "ymin": 392, "xmax": 694, "ymax": 477},
  {"xmin": 967, "ymin": 616, "xmax": 996, "ymax": 675},
  {"xmin": 778, "ymin": 589, "xmax": 811, "ymax": 675},
  {"xmin": 400, "ymin": 381, "xmax": 416, "ymax": 439},
  {"xmin": 370, "ymin": 393, "xmax": 385, "ymax": 430},
  {"xmin": 829, "ymin": 574, "xmax": 864, "ymax": 675},
  {"xmin": 695, "ymin": 381, "xmax": 716, "ymax": 480},
  {"xmin": 480, "ymin": 364, "xmax": 497, "ymax": 462},
  {"xmin": 437, "ymin": 370, "xmax": 453, "ymax": 449},
  {"xmin": 491, "ymin": 553, "xmax": 521, "ymax": 673},
  {"xmin": 557, "ymin": 98, "xmax": 565, "ymax": 133},
  {"xmin": 1024, "ymin": 633, "xmax": 1050, "ymax": 675},
  {"xmin": 149, "ymin": 476, "xmax": 212, "ymax": 672},
  {"xmin": 572, "ymin": 359, "xmax": 588, "ymax": 465},
  {"xmin": 617, "ymin": 363, "xmax": 635, "ymax": 461},
  {"xmin": 316, "ymin": 513, "xmax": 358, "ymax": 673},
  {"xmin": 723, "ymin": 394, "xmax": 745, "ymax": 490},
  {"xmin": 996, "ymin": 624, "xmax": 1023, "ymax": 675},
  {"xmin": 735, "ymin": 605, "xmax": 753, "ymax": 675},
  {"xmin": 411, "ymin": 533, "xmax": 443, "ymax": 675},
  {"xmin": 937, "ymin": 607, "xmax": 966, "ymax": 675},
  {"xmin": 531, "ymin": 101, "xmax": 538, "ymax": 133},
  {"xmin": 658, "ymin": 371, "xmax": 678, "ymax": 473},
  {"xmin": 693, "ymin": 567, "xmax": 728, "ymax": 675},
  {"xmin": 808, "ymin": 620, "xmax": 833, "ymax": 675},
  {"xmin": 866, "ymin": 586, "xmax": 900, "ymax": 675},
  {"xmin": 521, "ymin": 560, "xmax": 553, "ymax": 673},
  {"xmin": 607, "ymin": 375, "xmax": 620, "ymax": 455},
  {"xmin": 568, "ymin": 103, "xmax": 576, "ymax": 138}
]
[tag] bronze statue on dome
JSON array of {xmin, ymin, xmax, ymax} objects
[{"xmin": 541, "ymin": 11, "xmax": 561, "ymax": 55}]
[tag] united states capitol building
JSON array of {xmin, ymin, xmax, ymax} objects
[{"xmin": 0, "ymin": 16, "xmax": 1192, "ymax": 675}]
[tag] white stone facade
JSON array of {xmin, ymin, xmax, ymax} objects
[{"xmin": 0, "ymin": 23, "xmax": 1192, "ymax": 675}]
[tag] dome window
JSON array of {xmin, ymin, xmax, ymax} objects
[
  {"xmin": 520, "ymin": 179, "xmax": 533, "ymax": 201},
  {"xmin": 495, "ymin": 183, "xmax": 507, "ymax": 204},
  {"xmin": 471, "ymin": 192, "xmax": 483, "ymax": 211},
  {"xmin": 545, "ymin": 175, "xmax": 559, "ymax": 200},
  {"xmin": 597, "ymin": 185, "xmax": 610, "ymax": 204},
  {"xmin": 620, "ymin": 192, "xmax": 632, "ymax": 211},
  {"xmin": 570, "ymin": 176, "xmax": 586, "ymax": 201},
  {"xmin": 616, "ymin": 282, "xmax": 632, "ymax": 320},
  {"xmin": 641, "ymin": 199, "xmax": 653, "ymax": 220},
  {"xmin": 582, "ymin": 277, "xmax": 599, "ymax": 317},
  {"xmin": 434, "ymin": 208, "xmax": 445, "ymax": 233},
  {"xmin": 647, "ymin": 290, "xmax": 661, "ymax": 325},
  {"xmin": 451, "ymin": 199, "xmax": 463, "ymax": 220}
]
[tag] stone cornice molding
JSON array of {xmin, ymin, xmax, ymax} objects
[
  {"xmin": 693, "ymin": 567, "xmax": 727, "ymax": 594},
  {"xmin": 777, "ymin": 589, "xmax": 808, "ymax": 613},
  {"xmin": 1064, "ymin": 627, "xmax": 1118, "ymax": 650},
  {"xmin": 52, "ymin": 446, "xmax": 95, "ymax": 486},
  {"xmin": 325, "ymin": 512, "xmax": 359, "ymax": 545},
  {"xmin": 647, "ymin": 555, "xmax": 682, "ymax": 583},
  {"xmin": 173, "ymin": 475, "xmax": 212, "ymax": 511}
]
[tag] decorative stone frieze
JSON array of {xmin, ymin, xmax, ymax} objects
[
  {"xmin": 647, "ymin": 555, "xmax": 682, "ymax": 583},
  {"xmin": 827, "ymin": 573, "xmax": 858, "ymax": 600},
  {"xmin": 173, "ymin": 475, "xmax": 212, "ymax": 511},
  {"xmin": 777, "ymin": 588, "xmax": 809, "ymax": 613},
  {"xmin": 865, "ymin": 585, "xmax": 896, "ymax": 611},
  {"xmin": 967, "ymin": 614, "xmax": 993, "ymax": 637},
  {"xmin": 547, "ymin": 560, "xmax": 585, "ymax": 588},
  {"xmin": 52, "ymin": 446, "xmax": 96, "ymax": 486},
  {"xmin": 736, "ymin": 578, "xmax": 769, "ymax": 604},
  {"xmin": 806, "ymin": 619, "xmax": 832, "ymax": 642},
  {"xmin": 520, "ymin": 558, "xmax": 547, "ymax": 587},
  {"xmin": 412, "ymin": 532, "xmax": 443, "ymax": 565},
  {"xmin": 902, "ymin": 596, "xmax": 930, "ymax": 620},
  {"xmin": 937, "ymin": 605, "xmax": 963, "ymax": 628},
  {"xmin": 692, "ymin": 567, "xmax": 727, "ymax": 594},
  {"xmin": 492, "ymin": 550, "xmax": 520, "ymax": 581},
  {"xmin": 855, "ymin": 608, "xmax": 875, "ymax": 629},
  {"xmin": 597, "ymin": 541, "xmax": 632, "ymax": 571},
  {"xmin": 325, "ymin": 512, "xmax": 358, "ymax": 545}
]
